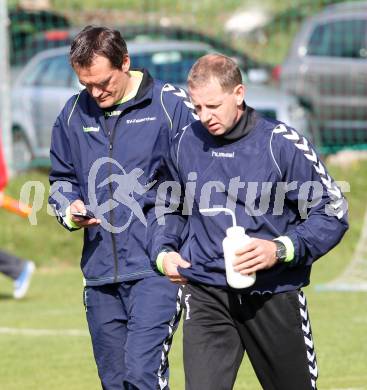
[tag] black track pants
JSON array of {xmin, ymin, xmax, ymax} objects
[{"xmin": 182, "ymin": 283, "xmax": 318, "ymax": 390}]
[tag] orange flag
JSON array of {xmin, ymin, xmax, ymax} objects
[{"xmin": 0, "ymin": 128, "xmax": 31, "ymax": 217}]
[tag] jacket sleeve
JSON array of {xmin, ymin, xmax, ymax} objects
[
  {"xmin": 146, "ymin": 129, "xmax": 189, "ymax": 271},
  {"xmin": 272, "ymin": 124, "xmax": 348, "ymax": 266},
  {"xmin": 145, "ymin": 84, "xmax": 197, "ymax": 271},
  {"xmin": 160, "ymin": 83, "xmax": 198, "ymax": 140},
  {"xmin": 48, "ymin": 97, "xmax": 82, "ymax": 231}
]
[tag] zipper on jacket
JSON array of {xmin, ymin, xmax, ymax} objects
[{"xmin": 105, "ymin": 119, "xmax": 119, "ymax": 283}]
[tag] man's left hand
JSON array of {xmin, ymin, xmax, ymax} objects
[{"xmin": 233, "ymin": 238, "xmax": 277, "ymax": 274}]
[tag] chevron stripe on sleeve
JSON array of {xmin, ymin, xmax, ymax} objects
[{"xmin": 273, "ymin": 124, "xmax": 347, "ymax": 220}]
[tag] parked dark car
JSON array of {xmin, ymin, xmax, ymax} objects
[{"xmin": 279, "ymin": 1, "xmax": 367, "ymax": 150}]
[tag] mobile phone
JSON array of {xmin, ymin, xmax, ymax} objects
[{"xmin": 71, "ymin": 210, "xmax": 95, "ymax": 220}]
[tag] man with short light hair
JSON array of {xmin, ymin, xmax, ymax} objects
[
  {"xmin": 149, "ymin": 54, "xmax": 348, "ymax": 390},
  {"xmin": 187, "ymin": 53, "xmax": 242, "ymax": 91}
]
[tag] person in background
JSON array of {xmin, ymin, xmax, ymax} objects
[
  {"xmin": 0, "ymin": 247, "xmax": 35, "ymax": 299},
  {"xmin": 0, "ymin": 130, "xmax": 35, "ymax": 300}
]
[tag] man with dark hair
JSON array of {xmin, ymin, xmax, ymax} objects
[
  {"xmin": 149, "ymin": 54, "xmax": 349, "ymax": 390},
  {"xmin": 49, "ymin": 25, "xmax": 196, "ymax": 389}
]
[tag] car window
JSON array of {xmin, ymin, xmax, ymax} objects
[
  {"xmin": 130, "ymin": 50, "xmax": 208, "ymax": 84},
  {"xmin": 22, "ymin": 57, "xmax": 50, "ymax": 86},
  {"xmin": 32, "ymin": 54, "xmax": 73, "ymax": 88},
  {"xmin": 307, "ymin": 19, "xmax": 367, "ymax": 58}
]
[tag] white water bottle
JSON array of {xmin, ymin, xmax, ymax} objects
[
  {"xmin": 223, "ymin": 225, "xmax": 255, "ymax": 288},
  {"xmin": 200, "ymin": 207, "xmax": 256, "ymax": 289}
]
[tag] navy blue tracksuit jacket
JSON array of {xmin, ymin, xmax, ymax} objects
[
  {"xmin": 149, "ymin": 109, "xmax": 349, "ymax": 293},
  {"xmin": 49, "ymin": 69, "xmax": 197, "ymax": 285}
]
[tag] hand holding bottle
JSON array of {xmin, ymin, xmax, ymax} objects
[
  {"xmin": 200, "ymin": 207, "xmax": 256, "ymax": 289},
  {"xmin": 233, "ymin": 238, "xmax": 278, "ymax": 274}
]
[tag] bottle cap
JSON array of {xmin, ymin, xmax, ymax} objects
[{"xmin": 226, "ymin": 226, "xmax": 245, "ymax": 238}]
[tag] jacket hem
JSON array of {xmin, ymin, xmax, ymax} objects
[{"xmin": 84, "ymin": 269, "xmax": 156, "ymax": 286}]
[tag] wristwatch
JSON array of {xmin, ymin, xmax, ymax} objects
[{"xmin": 274, "ymin": 240, "xmax": 287, "ymax": 263}]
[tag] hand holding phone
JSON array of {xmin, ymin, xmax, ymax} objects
[
  {"xmin": 71, "ymin": 210, "xmax": 95, "ymax": 220},
  {"xmin": 69, "ymin": 200, "xmax": 100, "ymax": 227}
]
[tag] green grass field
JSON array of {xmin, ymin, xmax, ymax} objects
[{"xmin": 1, "ymin": 160, "xmax": 367, "ymax": 389}]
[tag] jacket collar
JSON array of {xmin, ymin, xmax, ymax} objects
[{"xmin": 81, "ymin": 68, "xmax": 155, "ymax": 115}]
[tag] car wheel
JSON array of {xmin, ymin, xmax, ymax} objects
[{"xmin": 12, "ymin": 128, "xmax": 33, "ymax": 171}]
